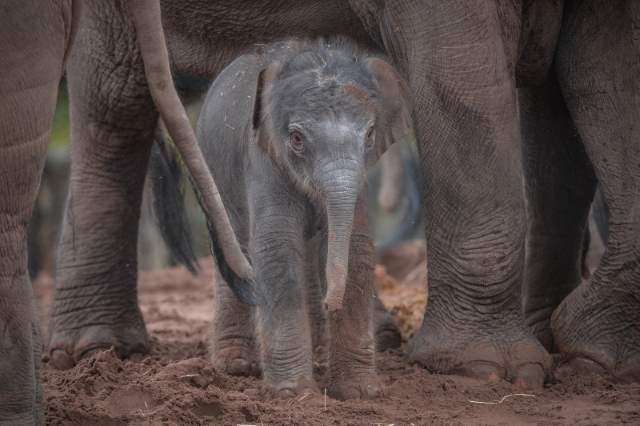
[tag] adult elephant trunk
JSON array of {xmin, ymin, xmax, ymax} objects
[
  {"xmin": 321, "ymin": 166, "xmax": 362, "ymax": 312},
  {"xmin": 128, "ymin": 0, "xmax": 253, "ymax": 282}
]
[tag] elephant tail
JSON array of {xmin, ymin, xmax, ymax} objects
[
  {"xmin": 129, "ymin": 0, "xmax": 253, "ymax": 283},
  {"xmin": 150, "ymin": 133, "xmax": 260, "ymax": 306},
  {"xmin": 149, "ymin": 133, "xmax": 199, "ymax": 274}
]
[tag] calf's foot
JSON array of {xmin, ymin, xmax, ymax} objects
[
  {"xmin": 328, "ymin": 366, "xmax": 382, "ymax": 400},
  {"xmin": 266, "ymin": 375, "xmax": 319, "ymax": 399},
  {"xmin": 210, "ymin": 336, "xmax": 260, "ymax": 377},
  {"xmin": 329, "ymin": 313, "xmax": 382, "ymax": 400}
]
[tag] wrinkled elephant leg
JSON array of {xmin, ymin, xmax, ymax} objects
[
  {"xmin": 209, "ymin": 264, "xmax": 259, "ymax": 377},
  {"xmin": 0, "ymin": 1, "xmax": 69, "ymax": 422},
  {"xmin": 328, "ymin": 195, "xmax": 381, "ymax": 400},
  {"xmin": 0, "ymin": 69, "xmax": 53, "ymax": 426},
  {"xmin": 48, "ymin": 1, "xmax": 155, "ymax": 369},
  {"xmin": 381, "ymin": 3, "xmax": 550, "ymax": 388},
  {"xmin": 519, "ymin": 75, "xmax": 597, "ymax": 351},
  {"xmin": 250, "ymin": 189, "xmax": 314, "ymax": 397},
  {"xmin": 304, "ymin": 233, "xmax": 329, "ymax": 379},
  {"xmin": 551, "ymin": 1, "xmax": 640, "ymax": 381},
  {"xmin": 306, "ymin": 230, "xmax": 399, "ymax": 376}
]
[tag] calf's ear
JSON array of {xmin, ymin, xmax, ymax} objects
[
  {"xmin": 366, "ymin": 58, "xmax": 414, "ymax": 153},
  {"xmin": 252, "ymin": 63, "xmax": 280, "ymax": 156}
]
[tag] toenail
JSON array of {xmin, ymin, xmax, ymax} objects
[
  {"xmin": 513, "ymin": 363, "xmax": 545, "ymax": 390},
  {"xmin": 462, "ymin": 361, "xmax": 506, "ymax": 382}
]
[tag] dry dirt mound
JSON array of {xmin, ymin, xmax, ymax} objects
[
  {"xmin": 375, "ymin": 264, "xmax": 426, "ymax": 339},
  {"xmin": 35, "ymin": 257, "xmax": 640, "ymax": 425},
  {"xmin": 376, "ymin": 239, "xmax": 427, "ymax": 339}
]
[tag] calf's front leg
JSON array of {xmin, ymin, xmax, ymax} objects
[
  {"xmin": 328, "ymin": 194, "xmax": 381, "ymax": 400},
  {"xmin": 249, "ymin": 184, "xmax": 315, "ymax": 397}
]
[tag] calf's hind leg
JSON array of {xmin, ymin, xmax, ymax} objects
[{"xmin": 209, "ymin": 264, "xmax": 259, "ymax": 377}]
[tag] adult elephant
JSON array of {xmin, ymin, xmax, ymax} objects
[
  {"xmin": 46, "ymin": 0, "xmax": 640, "ymax": 393},
  {"xmin": 0, "ymin": 0, "xmax": 254, "ymax": 423}
]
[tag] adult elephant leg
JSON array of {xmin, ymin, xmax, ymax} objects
[
  {"xmin": 552, "ymin": 0, "xmax": 640, "ymax": 381},
  {"xmin": 328, "ymin": 195, "xmax": 380, "ymax": 399},
  {"xmin": 209, "ymin": 264, "xmax": 259, "ymax": 377},
  {"xmin": 378, "ymin": 2, "xmax": 551, "ymax": 387},
  {"xmin": 0, "ymin": 1, "xmax": 69, "ymax": 422},
  {"xmin": 519, "ymin": 75, "xmax": 597, "ymax": 351},
  {"xmin": 0, "ymin": 96, "xmax": 49, "ymax": 425},
  {"xmin": 48, "ymin": 1, "xmax": 155, "ymax": 369}
]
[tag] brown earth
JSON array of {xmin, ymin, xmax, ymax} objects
[{"xmin": 35, "ymin": 242, "xmax": 640, "ymax": 425}]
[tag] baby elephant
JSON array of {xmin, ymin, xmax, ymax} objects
[{"xmin": 154, "ymin": 39, "xmax": 412, "ymax": 399}]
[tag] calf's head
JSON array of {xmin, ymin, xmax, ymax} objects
[{"xmin": 252, "ymin": 42, "xmax": 413, "ymax": 310}]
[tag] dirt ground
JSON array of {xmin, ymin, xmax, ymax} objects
[{"xmin": 35, "ymin": 241, "xmax": 640, "ymax": 425}]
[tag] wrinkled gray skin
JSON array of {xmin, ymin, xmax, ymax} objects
[
  {"xmin": 155, "ymin": 40, "xmax": 412, "ymax": 397},
  {"xmin": 0, "ymin": 3, "xmax": 72, "ymax": 423},
  {"xmin": 1, "ymin": 0, "xmax": 254, "ymax": 422},
  {"xmin": 3, "ymin": 1, "xmax": 633, "ymax": 417}
]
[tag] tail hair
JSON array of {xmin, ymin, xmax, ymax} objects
[{"xmin": 150, "ymin": 132, "xmax": 199, "ymax": 274}]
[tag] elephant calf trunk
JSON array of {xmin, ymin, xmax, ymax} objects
[{"xmin": 324, "ymin": 187, "xmax": 359, "ymax": 312}]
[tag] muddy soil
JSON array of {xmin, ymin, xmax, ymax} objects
[{"xmin": 36, "ymin": 242, "xmax": 640, "ymax": 425}]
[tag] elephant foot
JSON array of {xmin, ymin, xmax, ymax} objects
[
  {"xmin": 328, "ymin": 369, "xmax": 382, "ymax": 400},
  {"xmin": 551, "ymin": 283, "xmax": 640, "ymax": 382},
  {"xmin": 328, "ymin": 344, "xmax": 381, "ymax": 400},
  {"xmin": 264, "ymin": 375, "xmax": 318, "ymax": 399},
  {"xmin": 209, "ymin": 337, "xmax": 260, "ymax": 377},
  {"xmin": 407, "ymin": 319, "xmax": 551, "ymax": 390},
  {"xmin": 47, "ymin": 320, "xmax": 149, "ymax": 370}
]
